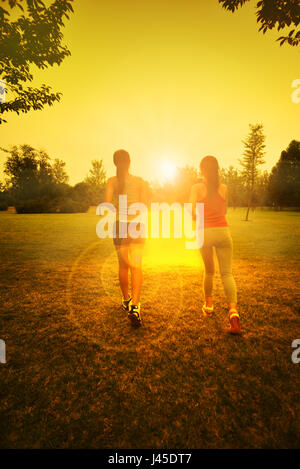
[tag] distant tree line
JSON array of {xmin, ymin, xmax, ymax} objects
[
  {"xmin": 150, "ymin": 164, "xmax": 270, "ymax": 208},
  {"xmin": 0, "ymin": 144, "xmax": 106, "ymax": 213},
  {"xmin": 150, "ymin": 137, "xmax": 300, "ymax": 214},
  {"xmin": 0, "ymin": 139, "xmax": 299, "ymax": 214}
]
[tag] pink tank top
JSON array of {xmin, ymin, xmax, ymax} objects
[{"xmin": 199, "ymin": 183, "xmax": 228, "ymax": 228}]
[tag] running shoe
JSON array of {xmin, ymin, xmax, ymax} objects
[
  {"xmin": 122, "ymin": 297, "xmax": 132, "ymax": 311},
  {"xmin": 128, "ymin": 303, "xmax": 141, "ymax": 327},
  {"xmin": 229, "ymin": 309, "xmax": 241, "ymax": 334},
  {"xmin": 202, "ymin": 303, "xmax": 214, "ymax": 315}
]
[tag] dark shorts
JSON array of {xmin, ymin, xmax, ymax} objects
[{"xmin": 113, "ymin": 221, "xmax": 146, "ymax": 246}]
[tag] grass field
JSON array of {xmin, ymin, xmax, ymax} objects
[{"xmin": 0, "ymin": 208, "xmax": 299, "ymax": 449}]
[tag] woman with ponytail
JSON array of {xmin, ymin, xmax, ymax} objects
[
  {"xmin": 189, "ymin": 155, "xmax": 241, "ymax": 334},
  {"xmin": 105, "ymin": 150, "xmax": 147, "ymax": 327}
]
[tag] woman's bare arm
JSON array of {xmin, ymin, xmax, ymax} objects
[{"xmin": 189, "ymin": 184, "xmax": 198, "ymax": 221}]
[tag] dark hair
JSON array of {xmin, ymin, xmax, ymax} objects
[
  {"xmin": 200, "ymin": 155, "xmax": 220, "ymax": 197},
  {"xmin": 113, "ymin": 149, "xmax": 130, "ymax": 194}
]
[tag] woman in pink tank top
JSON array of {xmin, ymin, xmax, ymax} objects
[{"xmin": 189, "ymin": 156, "xmax": 241, "ymax": 334}]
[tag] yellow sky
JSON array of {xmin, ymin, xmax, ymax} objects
[{"xmin": 0, "ymin": 0, "xmax": 299, "ymax": 184}]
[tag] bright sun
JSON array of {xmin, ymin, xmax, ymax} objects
[{"xmin": 161, "ymin": 160, "xmax": 177, "ymax": 182}]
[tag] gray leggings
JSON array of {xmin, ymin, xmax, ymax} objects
[{"xmin": 200, "ymin": 227, "xmax": 237, "ymax": 304}]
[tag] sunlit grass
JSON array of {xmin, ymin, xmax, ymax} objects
[{"xmin": 0, "ymin": 208, "xmax": 299, "ymax": 448}]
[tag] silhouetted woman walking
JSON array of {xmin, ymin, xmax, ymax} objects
[
  {"xmin": 105, "ymin": 150, "xmax": 147, "ymax": 326},
  {"xmin": 189, "ymin": 155, "xmax": 241, "ymax": 334}
]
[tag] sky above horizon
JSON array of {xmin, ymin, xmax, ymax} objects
[{"xmin": 0, "ymin": 0, "xmax": 299, "ymax": 185}]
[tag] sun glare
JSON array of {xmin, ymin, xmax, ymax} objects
[{"xmin": 161, "ymin": 160, "xmax": 177, "ymax": 182}]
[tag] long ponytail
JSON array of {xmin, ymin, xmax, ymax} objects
[
  {"xmin": 200, "ymin": 155, "xmax": 220, "ymax": 197},
  {"xmin": 113, "ymin": 149, "xmax": 130, "ymax": 194}
]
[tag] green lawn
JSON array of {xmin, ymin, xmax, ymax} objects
[{"xmin": 0, "ymin": 208, "xmax": 299, "ymax": 448}]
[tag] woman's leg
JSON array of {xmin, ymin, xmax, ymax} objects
[
  {"xmin": 214, "ymin": 230, "xmax": 237, "ymax": 306},
  {"xmin": 115, "ymin": 245, "xmax": 130, "ymax": 300},
  {"xmin": 200, "ymin": 244, "xmax": 215, "ymax": 307},
  {"xmin": 128, "ymin": 243, "xmax": 144, "ymax": 305},
  {"xmin": 215, "ymin": 229, "xmax": 241, "ymax": 333}
]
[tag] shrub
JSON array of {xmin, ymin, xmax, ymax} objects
[
  {"xmin": 16, "ymin": 198, "xmax": 50, "ymax": 214},
  {"xmin": 56, "ymin": 198, "xmax": 89, "ymax": 213},
  {"xmin": 15, "ymin": 197, "xmax": 88, "ymax": 214},
  {"xmin": 0, "ymin": 202, "xmax": 8, "ymax": 211}
]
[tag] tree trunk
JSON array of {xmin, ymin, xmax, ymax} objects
[
  {"xmin": 245, "ymin": 189, "xmax": 253, "ymax": 221},
  {"xmin": 245, "ymin": 204, "xmax": 250, "ymax": 221}
]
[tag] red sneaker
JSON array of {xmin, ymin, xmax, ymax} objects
[{"xmin": 229, "ymin": 309, "xmax": 241, "ymax": 334}]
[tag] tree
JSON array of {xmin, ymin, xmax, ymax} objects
[
  {"xmin": 0, "ymin": 0, "xmax": 74, "ymax": 124},
  {"xmin": 254, "ymin": 170, "xmax": 270, "ymax": 208},
  {"xmin": 2, "ymin": 144, "xmax": 54, "ymax": 201},
  {"xmin": 84, "ymin": 159, "xmax": 107, "ymax": 205},
  {"xmin": 268, "ymin": 140, "xmax": 300, "ymax": 208},
  {"xmin": 1, "ymin": 143, "xmax": 71, "ymax": 201},
  {"xmin": 72, "ymin": 181, "xmax": 91, "ymax": 203},
  {"xmin": 240, "ymin": 124, "xmax": 266, "ymax": 220},
  {"xmin": 0, "ymin": 180, "xmax": 9, "ymax": 210},
  {"xmin": 52, "ymin": 158, "xmax": 69, "ymax": 185},
  {"xmin": 85, "ymin": 159, "xmax": 106, "ymax": 187},
  {"xmin": 1, "ymin": 144, "xmax": 90, "ymax": 213},
  {"xmin": 175, "ymin": 165, "xmax": 199, "ymax": 203},
  {"xmin": 150, "ymin": 165, "xmax": 199, "ymax": 204},
  {"xmin": 220, "ymin": 166, "xmax": 247, "ymax": 208},
  {"xmin": 219, "ymin": 0, "xmax": 300, "ymax": 47}
]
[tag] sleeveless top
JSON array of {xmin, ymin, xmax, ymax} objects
[
  {"xmin": 198, "ymin": 182, "xmax": 228, "ymax": 228},
  {"xmin": 112, "ymin": 174, "xmax": 144, "ymax": 222}
]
